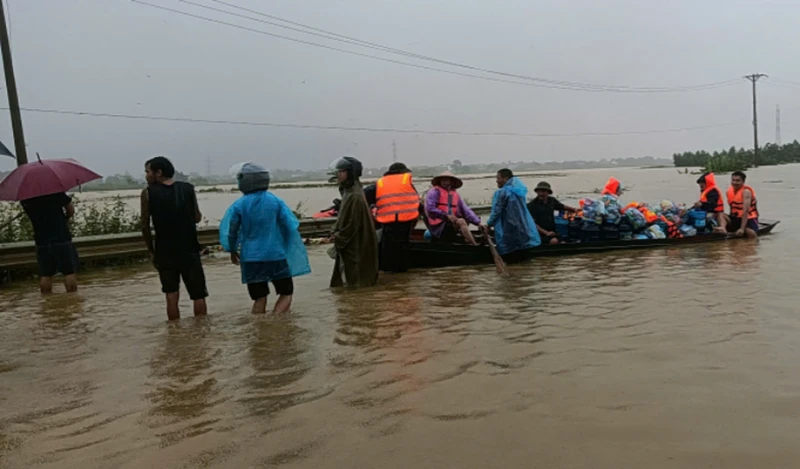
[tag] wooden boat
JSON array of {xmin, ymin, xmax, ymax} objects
[{"xmin": 407, "ymin": 220, "xmax": 780, "ymax": 269}]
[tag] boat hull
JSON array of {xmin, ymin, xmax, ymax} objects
[{"xmin": 407, "ymin": 220, "xmax": 779, "ymax": 269}]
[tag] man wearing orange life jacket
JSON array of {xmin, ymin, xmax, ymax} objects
[
  {"xmin": 424, "ymin": 171, "xmax": 482, "ymax": 245},
  {"xmin": 375, "ymin": 162, "xmax": 419, "ymax": 272},
  {"xmin": 725, "ymin": 170, "xmax": 759, "ymax": 239},
  {"xmin": 693, "ymin": 172, "xmax": 727, "ymax": 233}
]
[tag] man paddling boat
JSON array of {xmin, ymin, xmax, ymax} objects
[{"xmin": 486, "ymin": 169, "xmax": 541, "ymax": 258}]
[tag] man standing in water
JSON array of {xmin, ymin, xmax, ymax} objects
[
  {"xmin": 221, "ymin": 163, "xmax": 311, "ymax": 314},
  {"xmin": 21, "ymin": 192, "xmax": 79, "ymax": 293},
  {"xmin": 329, "ymin": 156, "xmax": 379, "ymax": 288},
  {"xmin": 374, "ymin": 162, "xmax": 419, "ymax": 273},
  {"xmin": 141, "ymin": 156, "xmax": 208, "ymax": 320}
]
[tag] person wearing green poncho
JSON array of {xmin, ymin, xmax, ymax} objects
[
  {"xmin": 328, "ymin": 157, "xmax": 379, "ymax": 288},
  {"xmin": 220, "ymin": 163, "xmax": 311, "ymax": 314}
]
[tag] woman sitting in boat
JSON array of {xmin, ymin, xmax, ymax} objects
[{"xmin": 424, "ymin": 171, "xmax": 482, "ymax": 245}]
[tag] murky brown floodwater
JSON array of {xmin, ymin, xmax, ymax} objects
[{"xmin": 1, "ymin": 166, "xmax": 798, "ymax": 468}]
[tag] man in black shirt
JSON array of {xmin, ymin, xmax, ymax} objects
[
  {"xmin": 526, "ymin": 181, "xmax": 579, "ymax": 245},
  {"xmin": 21, "ymin": 192, "xmax": 79, "ymax": 293},
  {"xmin": 141, "ymin": 156, "xmax": 208, "ymax": 320}
]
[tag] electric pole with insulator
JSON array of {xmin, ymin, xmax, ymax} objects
[
  {"xmin": 744, "ymin": 73, "xmax": 767, "ymax": 167},
  {"xmin": 0, "ymin": 0, "xmax": 27, "ymax": 166}
]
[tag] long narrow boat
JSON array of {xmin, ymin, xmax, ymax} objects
[{"xmin": 407, "ymin": 220, "xmax": 780, "ymax": 269}]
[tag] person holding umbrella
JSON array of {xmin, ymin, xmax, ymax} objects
[
  {"xmin": 20, "ymin": 192, "xmax": 78, "ymax": 293},
  {"xmin": 0, "ymin": 154, "xmax": 102, "ymax": 293}
]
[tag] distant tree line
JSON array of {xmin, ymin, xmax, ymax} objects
[{"xmin": 673, "ymin": 140, "xmax": 800, "ymax": 172}]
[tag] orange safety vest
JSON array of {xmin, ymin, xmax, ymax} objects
[
  {"xmin": 600, "ymin": 177, "xmax": 621, "ymax": 196},
  {"xmin": 426, "ymin": 188, "xmax": 461, "ymax": 226},
  {"xmin": 726, "ymin": 185, "xmax": 759, "ymax": 219},
  {"xmin": 375, "ymin": 173, "xmax": 419, "ymax": 223},
  {"xmin": 698, "ymin": 173, "xmax": 724, "ymax": 213}
]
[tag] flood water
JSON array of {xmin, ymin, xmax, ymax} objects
[{"xmin": 1, "ymin": 166, "xmax": 798, "ymax": 468}]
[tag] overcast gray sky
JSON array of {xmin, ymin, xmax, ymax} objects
[{"xmin": 0, "ymin": 0, "xmax": 798, "ymax": 176}]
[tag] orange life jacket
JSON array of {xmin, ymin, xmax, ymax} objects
[
  {"xmin": 621, "ymin": 201, "xmax": 657, "ymax": 223},
  {"xmin": 375, "ymin": 173, "xmax": 419, "ymax": 223},
  {"xmin": 600, "ymin": 177, "xmax": 621, "ymax": 196},
  {"xmin": 726, "ymin": 185, "xmax": 759, "ymax": 219},
  {"xmin": 699, "ymin": 173, "xmax": 724, "ymax": 213},
  {"xmin": 639, "ymin": 206, "xmax": 658, "ymax": 223},
  {"xmin": 426, "ymin": 188, "xmax": 461, "ymax": 226}
]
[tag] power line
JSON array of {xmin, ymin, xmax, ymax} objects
[
  {"xmin": 770, "ymin": 77, "xmax": 800, "ymax": 87},
  {"xmin": 132, "ymin": 0, "xmax": 740, "ymax": 94},
  {"xmin": 196, "ymin": 0, "xmax": 739, "ymax": 93},
  {"xmin": 4, "ymin": 106, "xmax": 749, "ymax": 138}
]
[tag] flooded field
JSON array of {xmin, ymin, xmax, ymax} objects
[{"xmin": 1, "ymin": 166, "xmax": 798, "ymax": 468}]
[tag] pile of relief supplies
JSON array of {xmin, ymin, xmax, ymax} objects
[{"xmin": 556, "ymin": 195, "xmax": 717, "ymax": 243}]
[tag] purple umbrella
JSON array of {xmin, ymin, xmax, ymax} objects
[{"xmin": 0, "ymin": 155, "xmax": 102, "ymax": 201}]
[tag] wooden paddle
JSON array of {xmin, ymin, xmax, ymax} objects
[{"xmin": 481, "ymin": 225, "xmax": 510, "ymax": 277}]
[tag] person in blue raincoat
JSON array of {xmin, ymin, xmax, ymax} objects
[
  {"xmin": 220, "ymin": 163, "xmax": 311, "ymax": 314},
  {"xmin": 486, "ymin": 169, "xmax": 541, "ymax": 256}
]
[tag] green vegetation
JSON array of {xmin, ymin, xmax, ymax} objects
[
  {"xmin": 673, "ymin": 140, "xmax": 800, "ymax": 173},
  {"xmin": 0, "ymin": 196, "xmax": 140, "ymax": 244}
]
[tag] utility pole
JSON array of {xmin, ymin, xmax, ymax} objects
[
  {"xmin": 392, "ymin": 139, "xmax": 397, "ymax": 163},
  {"xmin": 0, "ymin": 0, "xmax": 26, "ymax": 165},
  {"xmin": 744, "ymin": 73, "xmax": 767, "ymax": 167},
  {"xmin": 775, "ymin": 104, "xmax": 781, "ymax": 146},
  {"xmin": 205, "ymin": 156, "xmax": 212, "ymax": 178}
]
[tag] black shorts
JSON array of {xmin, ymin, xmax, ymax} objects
[
  {"xmin": 247, "ymin": 277, "xmax": 294, "ymax": 300},
  {"xmin": 727, "ymin": 217, "xmax": 759, "ymax": 233},
  {"xmin": 156, "ymin": 253, "xmax": 208, "ymax": 300},
  {"xmin": 36, "ymin": 241, "xmax": 79, "ymax": 277}
]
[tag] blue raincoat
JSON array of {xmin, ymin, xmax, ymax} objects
[
  {"xmin": 220, "ymin": 191, "xmax": 311, "ymax": 284},
  {"xmin": 486, "ymin": 177, "xmax": 541, "ymax": 255}
]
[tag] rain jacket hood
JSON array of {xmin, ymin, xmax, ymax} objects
[{"xmin": 486, "ymin": 177, "xmax": 541, "ymax": 255}]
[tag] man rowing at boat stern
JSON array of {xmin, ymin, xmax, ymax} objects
[
  {"xmin": 486, "ymin": 169, "xmax": 541, "ymax": 258},
  {"xmin": 527, "ymin": 181, "xmax": 579, "ymax": 245},
  {"xmin": 724, "ymin": 170, "xmax": 759, "ymax": 239},
  {"xmin": 692, "ymin": 172, "xmax": 727, "ymax": 233},
  {"xmin": 424, "ymin": 171, "xmax": 483, "ymax": 245}
]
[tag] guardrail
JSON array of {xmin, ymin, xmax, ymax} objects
[{"xmin": 0, "ymin": 205, "xmax": 492, "ymax": 271}]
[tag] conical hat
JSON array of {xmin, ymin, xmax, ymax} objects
[{"xmin": 431, "ymin": 171, "xmax": 463, "ymax": 189}]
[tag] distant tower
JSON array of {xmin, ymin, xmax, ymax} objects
[
  {"xmin": 392, "ymin": 139, "xmax": 397, "ymax": 163},
  {"xmin": 776, "ymin": 105, "xmax": 782, "ymax": 145}
]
